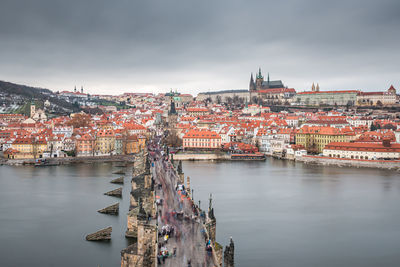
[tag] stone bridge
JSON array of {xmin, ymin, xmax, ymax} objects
[{"xmin": 120, "ymin": 139, "xmax": 234, "ymax": 267}]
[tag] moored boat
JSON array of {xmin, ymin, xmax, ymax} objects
[{"xmin": 34, "ymin": 158, "xmax": 60, "ymax": 166}]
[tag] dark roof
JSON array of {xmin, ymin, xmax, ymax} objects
[{"xmin": 261, "ymin": 80, "xmax": 284, "ymax": 88}]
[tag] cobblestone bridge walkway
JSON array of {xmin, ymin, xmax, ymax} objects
[{"xmin": 150, "ymin": 147, "xmax": 215, "ymax": 267}]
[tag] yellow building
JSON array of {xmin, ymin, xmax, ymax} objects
[
  {"xmin": 6, "ymin": 137, "xmax": 47, "ymax": 159},
  {"xmin": 125, "ymin": 134, "xmax": 139, "ymax": 154},
  {"xmin": 96, "ymin": 130, "xmax": 115, "ymax": 155},
  {"xmin": 34, "ymin": 139, "xmax": 48, "ymax": 156},
  {"xmin": 296, "ymin": 126, "xmax": 355, "ymax": 153}
]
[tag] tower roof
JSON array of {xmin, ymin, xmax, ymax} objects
[
  {"xmin": 250, "ymin": 73, "xmax": 254, "ymax": 84},
  {"xmin": 256, "ymin": 68, "xmax": 263, "ymax": 79}
]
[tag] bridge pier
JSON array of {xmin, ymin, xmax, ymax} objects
[{"xmin": 224, "ymin": 238, "xmax": 235, "ymax": 267}]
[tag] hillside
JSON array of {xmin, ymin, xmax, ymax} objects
[{"xmin": 0, "ymin": 80, "xmax": 81, "ymax": 116}]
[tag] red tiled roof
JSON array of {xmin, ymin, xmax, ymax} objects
[
  {"xmin": 257, "ymin": 88, "xmax": 296, "ymax": 94},
  {"xmin": 187, "ymin": 107, "xmax": 209, "ymax": 112},
  {"xmin": 297, "ymin": 90, "xmax": 359, "ymax": 95},
  {"xmin": 183, "ymin": 129, "xmax": 221, "ymax": 139},
  {"xmin": 325, "ymin": 142, "xmax": 400, "ymax": 152}
]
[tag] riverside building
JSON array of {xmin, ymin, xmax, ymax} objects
[{"xmin": 323, "ymin": 140, "xmax": 400, "ymax": 160}]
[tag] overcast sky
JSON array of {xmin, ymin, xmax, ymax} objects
[{"xmin": 1, "ymin": 0, "xmax": 399, "ymax": 95}]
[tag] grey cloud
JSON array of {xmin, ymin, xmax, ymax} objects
[{"xmin": 0, "ymin": 0, "xmax": 399, "ymax": 95}]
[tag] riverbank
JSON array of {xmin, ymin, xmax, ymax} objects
[
  {"xmin": 174, "ymin": 151, "xmax": 400, "ymax": 170},
  {"xmin": 172, "ymin": 151, "xmax": 265, "ymax": 161},
  {"xmin": 295, "ymin": 155, "xmax": 400, "ymax": 170},
  {"xmin": 0, "ymin": 155, "xmax": 135, "ymax": 166},
  {"xmin": 172, "ymin": 152, "xmax": 230, "ymax": 161}
]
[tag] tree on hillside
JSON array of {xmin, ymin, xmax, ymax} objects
[
  {"xmin": 233, "ymin": 95, "xmax": 240, "ymax": 105},
  {"xmin": 216, "ymin": 95, "xmax": 222, "ymax": 104},
  {"xmin": 251, "ymin": 96, "xmax": 259, "ymax": 104},
  {"xmin": 67, "ymin": 113, "xmax": 91, "ymax": 128}
]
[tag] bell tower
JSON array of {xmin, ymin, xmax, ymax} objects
[
  {"xmin": 255, "ymin": 68, "xmax": 263, "ymax": 90},
  {"xmin": 30, "ymin": 102, "xmax": 36, "ymax": 118}
]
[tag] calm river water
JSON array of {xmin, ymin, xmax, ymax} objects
[{"xmin": 1, "ymin": 159, "xmax": 400, "ymax": 267}]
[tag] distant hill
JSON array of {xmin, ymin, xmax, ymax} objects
[
  {"xmin": 0, "ymin": 80, "xmax": 81, "ymax": 115},
  {"xmin": 0, "ymin": 80, "xmax": 53, "ymax": 97}
]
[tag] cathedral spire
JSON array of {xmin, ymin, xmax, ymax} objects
[
  {"xmin": 312, "ymin": 83, "xmax": 315, "ymax": 92},
  {"xmin": 249, "ymin": 73, "xmax": 256, "ymax": 91},
  {"xmin": 267, "ymin": 72, "xmax": 270, "ymax": 83},
  {"xmin": 316, "ymin": 83, "xmax": 320, "ymax": 92}
]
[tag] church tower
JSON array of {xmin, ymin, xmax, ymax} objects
[
  {"xmin": 168, "ymin": 98, "xmax": 178, "ymax": 129},
  {"xmin": 30, "ymin": 102, "xmax": 36, "ymax": 118},
  {"xmin": 256, "ymin": 68, "xmax": 264, "ymax": 90}
]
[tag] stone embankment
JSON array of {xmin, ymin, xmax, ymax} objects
[
  {"xmin": 0, "ymin": 155, "xmax": 135, "ymax": 166},
  {"xmin": 85, "ymin": 227, "xmax": 112, "ymax": 241},
  {"xmin": 172, "ymin": 152, "xmax": 230, "ymax": 161},
  {"xmin": 297, "ymin": 155, "xmax": 400, "ymax": 170}
]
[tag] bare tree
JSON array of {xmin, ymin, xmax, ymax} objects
[
  {"xmin": 164, "ymin": 130, "xmax": 183, "ymax": 148},
  {"xmin": 216, "ymin": 95, "xmax": 222, "ymax": 104}
]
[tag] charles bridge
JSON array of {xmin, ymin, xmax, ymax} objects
[{"xmin": 119, "ymin": 139, "xmax": 235, "ymax": 267}]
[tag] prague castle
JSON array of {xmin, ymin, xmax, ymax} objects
[
  {"xmin": 196, "ymin": 67, "xmax": 397, "ymax": 107},
  {"xmin": 249, "ymin": 68, "xmax": 284, "ymax": 91},
  {"xmin": 249, "ymin": 68, "xmax": 296, "ymax": 104}
]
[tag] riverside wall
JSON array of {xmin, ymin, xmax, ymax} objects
[
  {"xmin": 0, "ymin": 155, "xmax": 135, "ymax": 166},
  {"xmin": 172, "ymin": 153, "xmax": 230, "ymax": 161},
  {"xmin": 297, "ymin": 155, "xmax": 400, "ymax": 170}
]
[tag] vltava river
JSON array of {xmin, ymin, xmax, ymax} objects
[
  {"xmin": 0, "ymin": 162, "xmax": 133, "ymax": 267},
  {"xmin": 1, "ymin": 159, "xmax": 400, "ymax": 266},
  {"xmin": 183, "ymin": 159, "xmax": 400, "ymax": 267}
]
